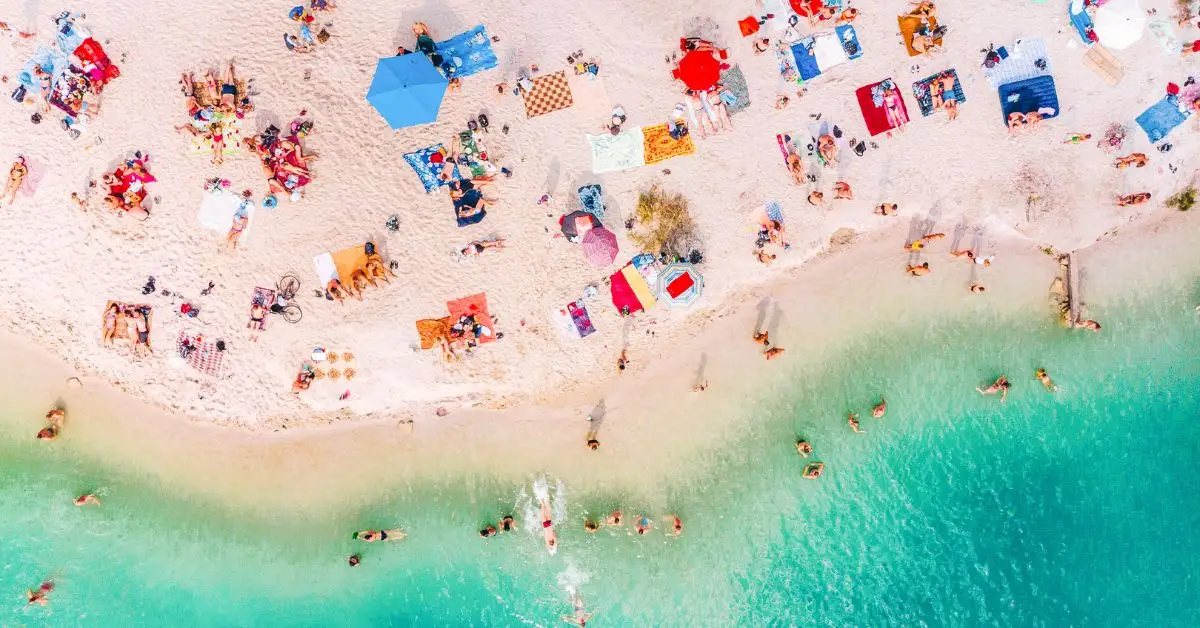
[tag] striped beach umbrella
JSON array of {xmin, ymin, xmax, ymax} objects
[
  {"xmin": 656, "ymin": 263, "xmax": 703, "ymax": 308},
  {"xmin": 581, "ymin": 227, "xmax": 618, "ymax": 267}
]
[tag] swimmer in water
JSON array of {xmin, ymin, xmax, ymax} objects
[
  {"xmin": 1073, "ymin": 318, "xmax": 1101, "ymax": 332},
  {"xmin": 765, "ymin": 347, "xmax": 785, "ymax": 360},
  {"xmin": 664, "ymin": 515, "xmax": 683, "ymax": 537},
  {"xmin": 871, "ymin": 397, "xmax": 887, "ymax": 418},
  {"xmin": 541, "ymin": 494, "xmax": 558, "ymax": 554},
  {"xmin": 347, "ymin": 554, "xmax": 361, "ymax": 567},
  {"xmin": 560, "ymin": 590, "xmax": 594, "ymax": 626},
  {"xmin": 480, "ymin": 525, "xmax": 497, "ymax": 538},
  {"xmin": 977, "ymin": 376, "xmax": 1011, "ymax": 403},
  {"xmin": 74, "ymin": 493, "xmax": 101, "ymax": 506},
  {"xmin": 633, "ymin": 515, "xmax": 652, "ymax": 535},
  {"xmin": 795, "ymin": 439, "xmax": 813, "ymax": 456},
  {"xmin": 848, "ymin": 412, "xmax": 865, "ymax": 433},
  {"xmin": 605, "ymin": 510, "xmax": 623, "ymax": 526},
  {"xmin": 802, "ymin": 462, "xmax": 825, "ymax": 479},
  {"xmin": 498, "ymin": 515, "xmax": 517, "ymax": 533},
  {"xmin": 354, "ymin": 528, "xmax": 406, "ymax": 543},
  {"xmin": 1035, "ymin": 368, "xmax": 1059, "ymax": 392},
  {"xmin": 584, "ymin": 519, "xmax": 601, "ymax": 533},
  {"xmin": 753, "ymin": 330, "xmax": 770, "ymax": 346},
  {"xmin": 26, "ymin": 580, "xmax": 53, "ymax": 606},
  {"xmin": 969, "ymin": 283, "xmax": 986, "ymax": 294},
  {"xmin": 38, "ymin": 408, "xmax": 66, "ymax": 440}
]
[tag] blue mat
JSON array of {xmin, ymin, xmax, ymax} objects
[
  {"xmin": 436, "ymin": 25, "xmax": 498, "ymax": 79},
  {"xmin": 790, "ymin": 41, "xmax": 823, "ymax": 82},
  {"xmin": 835, "ymin": 24, "xmax": 864, "ymax": 60},
  {"xmin": 577, "ymin": 184, "xmax": 605, "ymax": 220},
  {"xmin": 19, "ymin": 45, "xmax": 70, "ymax": 91},
  {"xmin": 1068, "ymin": 6, "xmax": 1094, "ymax": 45},
  {"xmin": 403, "ymin": 145, "xmax": 460, "ymax": 193},
  {"xmin": 1136, "ymin": 95, "xmax": 1189, "ymax": 143},
  {"xmin": 997, "ymin": 75, "xmax": 1060, "ymax": 123}
]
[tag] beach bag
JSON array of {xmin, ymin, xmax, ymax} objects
[{"xmin": 10, "ymin": 85, "xmax": 27, "ymax": 103}]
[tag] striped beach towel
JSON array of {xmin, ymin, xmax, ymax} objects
[{"xmin": 984, "ymin": 38, "xmax": 1051, "ymax": 89}]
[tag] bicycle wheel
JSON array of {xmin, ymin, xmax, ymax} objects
[
  {"xmin": 277, "ymin": 274, "xmax": 300, "ymax": 299},
  {"xmin": 282, "ymin": 304, "xmax": 303, "ymax": 324}
]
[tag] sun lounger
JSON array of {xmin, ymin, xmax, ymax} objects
[
  {"xmin": 1136, "ymin": 95, "xmax": 1190, "ymax": 143},
  {"xmin": 588, "ymin": 127, "xmax": 646, "ymax": 173},
  {"xmin": 403, "ymin": 144, "xmax": 460, "ymax": 193},
  {"xmin": 997, "ymin": 75, "xmax": 1060, "ymax": 124},
  {"xmin": 435, "ymin": 25, "xmax": 498, "ymax": 78}
]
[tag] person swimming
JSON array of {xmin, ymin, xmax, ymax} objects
[
  {"xmin": 795, "ymin": 439, "xmax": 813, "ymax": 456},
  {"xmin": 480, "ymin": 525, "xmax": 497, "ymax": 538},
  {"xmin": 803, "ymin": 462, "xmax": 825, "ymax": 479},
  {"xmin": 633, "ymin": 515, "xmax": 652, "ymax": 535},
  {"xmin": 848, "ymin": 412, "xmax": 865, "ymax": 434},
  {"xmin": 871, "ymin": 398, "xmax": 887, "ymax": 418},
  {"xmin": 1035, "ymin": 368, "xmax": 1059, "ymax": 392},
  {"xmin": 605, "ymin": 510, "xmax": 623, "ymax": 526},
  {"xmin": 26, "ymin": 580, "xmax": 53, "ymax": 606},
  {"xmin": 560, "ymin": 589, "xmax": 594, "ymax": 626},
  {"xmin": 584, "ymin": 519, "xmax": 601, "ymax": 533},
  {"xmin": 499, "ymin": 515, "xmax": 517, "ymax": 532},
  {"xmin": 354, "ymin": 528, "xmax": 406, "ymax": 543},
  {"xmin": 664, "ymin": 515, "xmax": 683, "ymax": 537},
  {"xmin": 977, "ymin": 376, "xmax": 1011, "ymax": 402}
]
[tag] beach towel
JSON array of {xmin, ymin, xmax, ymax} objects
[
  {"xmin": 776, "ymin": 41, "xmax": 803, "ymax": 85},
  {"xmin": 1136, "ymin": 95, "xmax": 1189, "ymax": 143},
  {"xmin": 567, "ymin": 300, "xmax": 596, "ymax": 337},
  {"xmin": 18, "ymin": 45, "xmax": 70, "ymax": 92},
  {"xmin": 435, "ymin": 25, "xmax": 498, "ymax": 78},
  {"xmin": 984, "ymin": 38, "xmax": 1051, "ymax": 89},
  {"xmin": 331, "ymin": 244, "xmax": 368, "ymax": 284},
  {"xmin": 790, "ymin": 40, "xmax": 823, "ymax": 81},
  {"xmin": 856, "ymin": 80, "xmax": 910, "ymax": 136},
  {"xmin": 1147, "ymin": 19, "xmax": 1180, "ymax": 55},
  {"xmin": 415, "ymin": 317, "xmax": 452, "ymax": 349},
  {"xmin": 313, "ymin": 253, "xmax": 337, "ymax": 284},
  {"xmin": 1068, "ymin": 1, "xmax": 1096, "ymax": 44},
  {"xmin": 912, "ymin": 69, "xmax": 965, "ymax": 117},
  {"xmin": 665, "ymin": 272, "xmax": 695, "ymax": 299},
  {"xmin": 577, "ymin": 184, "xmax": 605, "ymax": 220},
  {"xmin": 588, "ymin": 127, "xmax": 646, "ymax": 173},
  {"xmin": 813, "ymin": 32, "xmax": 849, "ymax": 71},
  {"xmin": 197, "ymin": 189, "xmax": 254, "ymax": 240},
  {"xmin": 522, "ymin": 71, "xmax": 574, "ymax": 118},
  {"xmin": 189, "ymin": 118, "xmax": 246, "ymax": 156},
  {"xmin": 834, "ymin": 24, "xmax": 863, "ymax": 60},
  {"xmin": 642, "ymin": 123, "xmax": 696, "ymax": 165},
  {"xmin": 610, "ymin": 263, "xmax": 657, "ymax": 314},
  {"xmin": 1082, "ymin": 44, "xmax": 1125, "ymax": 86},
  {"xmin": 447, "ymin": 293, "xmax": 497, "ymax": 344},
  {"xmin": 898, "ymin": 15, "xmax": 942, "ymax": 56},
  {"xmin": 452, "ymin": 188, "xmax": 487, "ymax": 227},
  {"xmin": 568, "ymin": 74, "xmax": 612, "ymax": 130},
  {"xmin": 997, "ymin": 75, "xmax": 1060, "ymax": 123},
  {"xmin": 177, "ymin": 331, "xmax": 225, "ymax": 377},
  {"xmin": 719, "ymin": 66, "xmax": 751, "ymax": 114},
  {"xmin": 456, "ymin": 131, "xmax": 490, "ymax": 178},
  {"xmin": 404, "ymin": 144, "xmax": 460, "ymax": 193}
]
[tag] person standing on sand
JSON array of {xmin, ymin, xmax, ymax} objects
[
  {"xmin": 848, "ymin": 412, "xmax": 865, "ymax": 433},
  {"xmin": 692, "ymin": 380, "xmax": 708, "ymax": 392},
  {"xmin": 969, "ymin": 283, "xmax": 986, "ymax": 294},
  {"xmin": 617, "ymin": 349, "xmax": 629, "ymax": 374},
  {"xmin": 977, "ymin": 376, "xmax": 1010, "ymax": 402},
  {"xmin": 872, "ymin": 398, "xmax": 887, "ymax": 418},
  {"xmin": 753, "ymin": 330, "xmax": 770, "ymax": 346}
]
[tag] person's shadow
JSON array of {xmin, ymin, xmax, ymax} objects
[{"xmin": 585, "ymin": 398, "xmax": 607, "ymax": 441}]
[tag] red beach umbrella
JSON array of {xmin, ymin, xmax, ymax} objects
[
  {"xmin": 675, "ymin": 50, "xmax": 721, "ymax": 92},
  {"xmin": 581, "ymin": 227, "xmax": 619, "ymax": 267},
  {"xmin": 789, "ymin": 0, "xmax": 824, "ymax": 17}
]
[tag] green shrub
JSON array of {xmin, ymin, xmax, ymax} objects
[
  {"xmin": 631, "ymin": 185, "xmax": 696, "ymax": 257},
  {"xmin": 1165, "ymin": 187, "xmax": 1196, "ymax": 212}
]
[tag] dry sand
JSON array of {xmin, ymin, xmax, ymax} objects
[{"xmin": 0, "ymin": 0, "xmax": 1195, "ymax": 429}]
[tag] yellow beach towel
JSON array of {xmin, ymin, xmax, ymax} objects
[{"xmin": 642, "ymin": 123, "xmax": 695, "ymax": 165}]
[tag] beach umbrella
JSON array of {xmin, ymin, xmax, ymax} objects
[
  {"xmin": 560, "ymin": 210, "xmax": 599, "ymax": 240},
  {"xmin": 675, "ymin": 50, "xmax": 721, "ymax": 92},
  {"xmin": 789, "ymin": 0, "xmax": 825, "ymax": 18},
  {"xmin": 366, "ymin": 55, "xmax": 448, "ymax": 129},
  {"xmin": 581, "ymin": 227, "xmax": 618, "ymax": 267},
  {"xmin": 1092, "ymin": 0, "xmax": 1146, "ymax": 50},
  {"xmin": 656, "ymin": 263, "xmax": 703, "ymax": 308}
]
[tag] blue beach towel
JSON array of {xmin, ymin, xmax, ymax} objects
[
  {"xmin": 1136, "ymin": 95, "xmax": 1189, "ymax": 143},
  {"xmin": 19, "ymin": 45, "xmax": 69, "ymax": 91},
  {"xmin": 577, "ymin": 184, "xmax": 605, "ymax": 220},
  {"xmin": 790, "ymin": 40, "xmax": 823, "ymax": 82},
  {"xmin": 1068, "ymin": 4, "xmax": 1095, "ymax": 45},
  {"xmin": 452, "ymin": 188, "xmax": 487, "ymax": 227},
  {"xmin": 835, "ymin": 24, "xmax": 863, "ymax": 60},
  {"xmin": 997, "ymin": 75, "xmax": 1060, "ymax": 123},
  {"xmin": 436, "ymin": 25, "xmax": 498, "ymax": 78},
  {"xmin": 403, "ymin": 145, "xmax": 460, "ymax": 193}
]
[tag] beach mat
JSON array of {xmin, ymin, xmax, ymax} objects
[
  {"xmin": 719, "ymin": 65, "xmax": 751, "ymax": 114},
  {"xmin": 588, "ymin": 127, "xmax": 646, "ymax": 173},
  {"xmin": 1068, "ymin": 3, "xmax": 1095, "ymax": 44},
  {"xmin": 577, "ymin": 184, "xmax": 605, "ymax": 221},
  {"xmin": 177, "ymin": 330, "xmax": 225, "ymax": 377},
  {"xmin": 568, "ymin": 74, "xmax": 612, "ymax": 130},
  {"xmin": 330, "ymin": 244, "xmax": 367, "ymax": 284},
  {"xmin": 610, "ymin": 264, "xmax": 657, "ymax": 314},
  {"xmin": 1147, "ymin": 19, "xmax": 1180, "ymax": 56},
  {"xmin": 790, "ymin": 40, "xmax": 823, "ymax": 82},
  {"xmin": 1082, "ymin": 44, "xmax": 1125, "ymax": 86},
  {"xmin": 188, "ymin": 118, "xmax": 246, "ymax": 156},
  {"xmin": 456, "ymin": 131, "xmax": 489, "ymax": 178},
  {"xmin": 997, "ymin": 75, "xmax": 1060, "ymax": 123},
  {"xmin": 452, "ymin": 188, "xmax": 487, "ymax": 227},
  {"xmin": 313, "ymin": 253, "xmax": 337, "ymax": 284},
  {"xmin": 197, "ymin": 188, "xmax": 252, "ymax": 237},
  {"xmin": 642, "ymin": 123, "xmax": 695, "ymax": 165},
  {"xmin": 898, "ymin": 15, "xmax": 942, "ymax": 57},
  {"xmin": 404, "ymin": 144, "xmax": 460, "ymax": 193},
  {"xmin": 446, "ymin": 293, "xmax": 497, "ymax": 344},
  {"xmin": 522, "ymin": 71, "xmax": 574, "ymax": 118},
  {"xmin": 912, "ymin": 69, "xmax": 965, "ymax": 117},
  {"xmin": 436, "ymin": 25, "xmax": 498, "ymax": 78},
  {"xmin": 856, "ymin": 80, "xmax": 910, "ymax": 136},
  {"xmin": 1136, "ymin": 96, "xmax": 1189, "ymax": 143},
  {"xmin": 985, "ymin": 38, "xmax": 1051, "ymax": 89}
]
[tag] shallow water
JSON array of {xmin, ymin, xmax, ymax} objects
[{"xmin": 2, "ymin": 279, "xmax": 1198, "ymax": 626}]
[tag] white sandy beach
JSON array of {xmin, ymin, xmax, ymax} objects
[{"xmin": 0, "ymin": 0, "xmax": 1196, "ymax": 430}]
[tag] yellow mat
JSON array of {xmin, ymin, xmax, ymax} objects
[
  {"xmin": 898, "ymin": 15, "xmax": 943, "ymax": 57},
  {"xmin": 620, "ymin": 265, "xmax": 657, "ymax": 310},
  {"xmin": 641, "ymin": 123, "xmax": 695, "ymax": 165},
  {"xmin": 331, "ymin": 244, "xmax": 368, "ymax": 283}
]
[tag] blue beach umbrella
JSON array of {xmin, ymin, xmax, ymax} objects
[
  {"xmin": 366, "ymin": 55, "xmax": 448, "ymax": 129},
  {"xmin": 656, "ymin": 263, "xmax": 704, "ymax": 308}
]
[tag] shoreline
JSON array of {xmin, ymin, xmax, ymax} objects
[{"xmin": 3, "ymin": 209, "xmax": 1195, "ymax": 510}]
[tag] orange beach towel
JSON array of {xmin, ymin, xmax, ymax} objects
[{"xmin": 642, "ymin": 123, "xmax": 696, "ymax": 165}]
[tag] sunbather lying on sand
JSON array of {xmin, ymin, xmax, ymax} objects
[
  {"xmin": 817, "ymin": 135, "xmax": 837, "ymax": 166},
  {"xmin": 707, "ymin": 91, "xmax": 732, "ymax": 131},
  {"xmin": 786, "ymin": 152, "xmax": 805, "ymax": 185},
  {"xmin": 461, "ymin": 239, "xmax": 507, "ymax": 257},
  {"xmin": 3, "ymin": 156, "xmax": 28, "ymax": 205},
  {"xmin": 364, "ymin": 256, "xmax": 396, "ymax": 283},
  {"xmin": 1116, "ymin": 193, "xmax": 1151, "ymax": 206},
  {"xmin": 833, "ymin": 182, "xmax": 853, "ymax": 199},
  {"xmin": 1114, "ymin": 153, "xmax": 1148, "ymax": 168},
  {"xmin": 327, "ymin": 279, "xmax": 351, "ymax": 303}
]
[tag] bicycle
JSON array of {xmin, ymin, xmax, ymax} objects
[{"xmin": 266, "ymin": 273, "xmax": 303, "ymax": 323}]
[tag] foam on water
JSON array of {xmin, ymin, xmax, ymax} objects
[{"xmin": 1, "ymin": 280, "xmax": 1198, "ymax": 625}]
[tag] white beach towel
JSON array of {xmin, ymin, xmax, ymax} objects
[
  {"xmin": 197, "ymin": 189, "xmax": 254, "ymax": 241},
  {"xmin": 312, "ymin": 253, "xmax": 338, "ymax": 284},
  {"xmin": 813, "ymin": 33, "xmax": 850, "ymax": 72},
  {"xmin": 588, "ymin": 126, "xmax": 646, "ymax": 173},
  {"xmin": 985, "ymin": 38, "xmax": 1051, "ymax": 89}
]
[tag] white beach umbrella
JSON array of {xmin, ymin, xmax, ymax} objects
[{"xmin": 1092, "ymin": 0, "xmax": 1146, "ymax": 50}]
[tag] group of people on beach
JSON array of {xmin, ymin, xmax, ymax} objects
[{"xmin": 175, "ymin": 63, "xmax": 254, "ymax": 166}]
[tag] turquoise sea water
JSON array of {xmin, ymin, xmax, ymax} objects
[{"xmin": 3, "ymin": 281, "xmax": 1198, "ymax": 626}]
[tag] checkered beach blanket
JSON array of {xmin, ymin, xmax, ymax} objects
[
  {"xmin": 522, "ymin": 71, "xmax": 574, "ymax": 118},
  {"xmin": 177, "ymin": 331, "xmax": 226, "ymax": 377}
]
